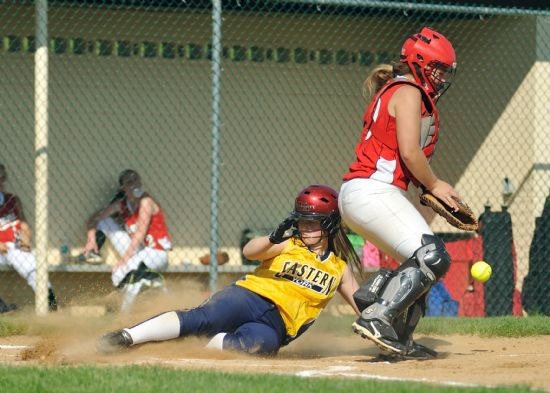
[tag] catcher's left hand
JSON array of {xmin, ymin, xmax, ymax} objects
[{"xmin": 419, "ymin": 190, "xmax": 479, "ymax": 232}]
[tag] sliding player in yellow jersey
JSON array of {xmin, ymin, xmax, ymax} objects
[{"xmin": 98, "ymin": 184, "xmax": 361, "ymax": 355}]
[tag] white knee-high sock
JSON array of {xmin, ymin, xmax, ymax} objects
[
  {"xmin": 206, "ymin": 333, "xmax": 227, "ymax": 351},
  {"xmin": 125, "ymin": 311, "xmax": 181, "ymax": 345}
]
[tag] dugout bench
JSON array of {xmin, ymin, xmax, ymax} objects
[{"xmin": 0, "ymin": 262, "xmax": 256, "ymax": 311}]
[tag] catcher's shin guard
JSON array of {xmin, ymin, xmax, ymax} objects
[
  {"xmin": 393, "ymin": 295, "xmax": 438, "ymax": 359},
  {"xmin": 393, "ymin": 295, "xmax": 427, "ymax": 344},
  {"xmin": 353, "ymin": 234, "xmax": 450, "ymax": 353},
  {"xmin": 353, "ymin": 269, "xmax": 394, "ymax": 312}
]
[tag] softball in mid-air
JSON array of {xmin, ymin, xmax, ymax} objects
[{"xmin": 471, "ymin": 261, "xmax": 492, "ymax": 283}]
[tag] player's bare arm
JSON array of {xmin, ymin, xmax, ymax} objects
[
  {"xmin": 19, "ymin": 221, "xmax": 33, "ymax": 248},
  {"xmin": 338, "ymin": 265, "xmax": 360, "ymax": 316},
  {"xmin": 243, "ymin": 236, "xmax": 287, "ymax": 262},
  {"xmin": 84, "ymin": 202, "xmax": 122, "ymax": 253},
  {"xmin": 117, "ymin": 196, "xmax": 154, "ymax": 267},
  {"xmin": 393, "ymin": 86, "xmax": 460, "ymax": 211},
  {"xmin": 14, "ymin": 196, "xmax": 32, "ymax": 246},
  {"xmin": 86, "ymin": 202, "xmax": 122, "ymax": 230}
]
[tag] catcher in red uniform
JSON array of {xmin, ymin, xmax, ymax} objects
[{"xmin": 340, "ymin": 27, "xmax": 468, "ymax": 359}]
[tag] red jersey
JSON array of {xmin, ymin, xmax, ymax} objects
[
  {"xmin": 343, "ymin": 78, "xmax": 439, "ymax": 190},
  {"xmin": 0, "ymin": 192, "xmax": 22, "ymax": 243},
  {"xmin": 120, "ymin": 196, "xmax": 172, "ymax": 251}
]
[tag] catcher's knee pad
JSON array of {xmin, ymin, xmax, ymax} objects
[{"xmin": 416, "ymin": 234, "xmax": 451, "ymax": 281}]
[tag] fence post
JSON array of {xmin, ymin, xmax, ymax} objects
[
  {"xmin": 209, "ymin": 0, "xmax": 223, "ymax": 292},
  {"xmin": 34, "ymin": 0, "xmax": 49, "ymax": 316}
]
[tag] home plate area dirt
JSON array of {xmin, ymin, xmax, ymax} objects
[
  {"xmin": 1, "ymin": 328, "xmax": 549, "ymax": 392},
  {"xmin": 1, "ymin": 285, "xmax": 548, "ymax": 392}
]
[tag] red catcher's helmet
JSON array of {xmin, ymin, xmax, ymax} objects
[
  {"xmin": 291, "ymin": 184, "xmax": 340, "ymax": 236},
  {"xmin": 400, "ymin": 27, "xmax": 456, "ymax": 99}
]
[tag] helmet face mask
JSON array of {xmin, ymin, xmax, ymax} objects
[
  {"xmin": 400, "ymin": 27, "xmax": 456, "ymax": 99},
  {"xmin": 425, "ymin": 61, "xmax": 456, "ymax": 97}
]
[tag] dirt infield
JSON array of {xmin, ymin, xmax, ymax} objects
[
  {"xmin": 1, "ymin": 325, "xmax": 549, "ymax": 391},
  {"xmin": 1, "ymin": 285, "xmax": 549, "ymax": 392}
]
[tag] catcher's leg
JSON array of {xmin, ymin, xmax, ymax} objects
[
  {"xmin": 353, "ymin": 234, "xmax": 450, "ymax": 354},
  {"xmin": 387, "ymin": 295, "xmax": 437, "ymax": 360}
]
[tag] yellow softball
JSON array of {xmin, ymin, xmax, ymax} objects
[{"xmin": 471, "ymin": 261, "xmax": 492, "ymax": 283}]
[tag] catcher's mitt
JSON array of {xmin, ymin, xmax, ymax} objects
[{"xmin": 419, "ymin": 191, "xmax": 479, "ymax": 232}]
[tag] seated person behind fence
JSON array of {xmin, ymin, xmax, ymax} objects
[
  {"xmin": 0, "ymin": 163, "xmax": 57, "ymax": 311},
  {"xmin": 82, "ymin": 169, "xmax": 172, "ymax": 311},
  {"xmin": 98, "ymin": 184, "xmax": 361, "ymax": 355}
]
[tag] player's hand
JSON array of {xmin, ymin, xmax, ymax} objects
[
  {"xmin": 429, "ymin": 180, "xmax": 460, "ymax": 212},
  {"xmin": 0, "ymin": 242, "xmax": 8, "ymax": 255},
  {"xmin": 83, "ymin": 240, "xmax": 99, "ymax": 255},
  {"xmin": 269, "ymin": 216, "xmax": 296, "ymax": 244}
]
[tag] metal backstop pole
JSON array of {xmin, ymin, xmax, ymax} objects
[
  {"xmin": 34, "ymin": 0, "xmax": 49, "ymax": 315},
  {"xmin": 209, "ymin": 0, "xmax": 223, "ymax": 292}
]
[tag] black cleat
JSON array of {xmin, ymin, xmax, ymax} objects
[
  {"xmin": 353, "ymin": 319, "xmax": 407, "ymax": 354},
  {"xmin": 0, "ymin": 298, "xmax": 17, "ymax": 314},
  {"xmin": 117, "ymin": 262, "xmax": 165, "ymax": 289},
  {"xmin": 97, "ymin": 330, "xmax": 133, "ymax": 354},
  {"xmin": 405, "ymin": 341, "xmax": 438, "ymax": 359},
  {"xmin": 48, "ymin": 289, "xmax": 58, "ymax": 312},
  {"xmin": 377, "ymin": 342, "xmax": 438, "ymax": 361}
]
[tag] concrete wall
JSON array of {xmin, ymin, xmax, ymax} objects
[{"xmin": 0, "ymin": 5, "xmax": 547, "ymax": 285}]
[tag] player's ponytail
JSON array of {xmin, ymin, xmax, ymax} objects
[
  {"xmin": 362, "ymin": 64, "xmax": 392, "ymax": 101},
  {"xmin": 330, "ymin": 227, "xmax": 364, "ymax": 281},
  {"xmin": 362, "ymin": 62, "xmax": 412, "ymax": 102}
]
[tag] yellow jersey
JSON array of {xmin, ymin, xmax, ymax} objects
[{"xmin": 236, "ymin": 238, "xmax": 347, "ymax": 337}]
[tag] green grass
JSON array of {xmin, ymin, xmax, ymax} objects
[
  {"xmin": 1, "ymin": 315, "xmax": 549, "ymax": 393},
  {"xmin": 0, "ymin": 365, "xmax": 543, "ymax": 393},
  {"xmin": 0, "ymin": 315, "xmax": 28, "ymax": 337},
  {"xmin": 313, "ymin": 314, "xmax": 550, "ymax": 337},
  {"xmin": 416, "ymin": 315, "xmax": 550, "ymax": 337}
]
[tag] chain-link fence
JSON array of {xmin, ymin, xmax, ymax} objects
[{"xmin": 0, "ymin": 0, "xmax": 549, "ymax": 316}]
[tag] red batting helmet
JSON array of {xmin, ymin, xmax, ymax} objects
[
  {"xmin": 400, "ymin": 27, "xmax": 456, "ymax": 99},
  {"xmin": 291, "ymin": 184, "xmax": 340, "ymax": 236}
]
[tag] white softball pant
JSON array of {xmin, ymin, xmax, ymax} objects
[
  {"xmin": 97, "ymin": 217, "xmax": 169, "ymax": 287},
  {"xmin": 0, "ymin": 243, "xmax": 52, "ymax": 291},
  {"xmin": 339, "ymin": 178, "xmax": 433, "ymax": 263}
]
